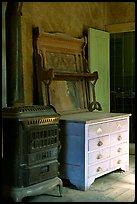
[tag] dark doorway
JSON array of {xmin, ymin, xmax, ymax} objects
[{"xmin": 110, "ymin": 31, "xmax": 135, "ymax": 143}]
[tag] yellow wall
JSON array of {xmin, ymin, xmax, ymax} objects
[
  {"xmin": 11, "ymin": 2, "xmax": 135, "ymax": 105},
  {"xmin": 21, "ymin": 2, "xmax": 106, "ymax": 104},
  {"xmin": 106, "ymin": 2, "xmax": 135, "ymax": 25}
]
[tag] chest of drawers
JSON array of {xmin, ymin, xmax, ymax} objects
[{"xmin": 59, "ymin": 112, "xmax": 131, "ymax": 190}]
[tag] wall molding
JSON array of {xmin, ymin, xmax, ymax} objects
[{"xmin": 105, "ymin": 22, "xmax": 135, "ymax": 33}]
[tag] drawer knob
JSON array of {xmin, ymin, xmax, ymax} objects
[
  {"xmin": 117, "ymin": 124, "xmax": 122, "ymax": 129},
  {"xmin": 117, "ymin": 147, "xmax": 122, "ymax": 152},
  {"xmin": 97, "ymin": 128, "xmax": 102, "ymax": 134},
  {"xmin": 97, "ymin": 141, "xmax": 103, "ymax": 146},
  {"xmin": 117, "ymin": 159, "xmax": 122, "ymax": 164},
  {"xmin": 96, "ymin": 167, "xmax": 102, "ymax": 172},
  {"xmin": 117, "ymin": 135, "xmax": 122, "ymax": 141},
  {"xmin": 97, "ymin": 154, "xmax": 103, "ymax": 159}
]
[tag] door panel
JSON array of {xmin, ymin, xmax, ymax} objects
[{"xmin": 88, "ymin": 28, "xmax": 110, "ymax": 112}]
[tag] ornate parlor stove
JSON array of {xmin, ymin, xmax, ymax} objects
[{"xmin": 2, "ymin": 105, "xmax": 63, "ymax": 202}]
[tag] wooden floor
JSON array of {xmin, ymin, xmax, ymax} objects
[{"xmin": 24, "ymin": 155, "xmax": 135, "ymax": 202}]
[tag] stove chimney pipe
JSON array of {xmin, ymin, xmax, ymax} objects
[{"xmin": 6, "ymin": 2, "xmax": 24, "ymax": 106}]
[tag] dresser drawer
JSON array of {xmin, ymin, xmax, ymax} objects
[
  {"xmin": 88, "ymin": 118, "xmax": 128, "ymax": 139},
  {"xmin": 110, "ymin": 142, "xmax": 129, "ymax": 157},
  {"xmin": 110, "ymin": 131, "xmax": 128, "ymax": 145},
  {"xmin": 88, "ymin": 160, "xmax": 109, "ymax": 177},
  {"xmin": 110, "ymin": 154, "xmax": 128, "ymax": 169},
  {"xmin": 88, "ymin": 135, "xmax": 109, "ymax": 151},
  {"xmin": 108, "ymin": 119, "xmax": 128, "ymax": 133},
  {"xmin": 88, "ymin": 147, "xmax": 110, "ymax": 164},
  {"xmin": 88, "ymin": 123, "xmax": 109, "ymax": 138},
  {"xmin": 110, "ymin": 142, "xmax": 128, "ymax": 157}
]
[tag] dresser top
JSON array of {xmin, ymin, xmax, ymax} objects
[{"xmin": 60, "ymin": 112, "xmax": 131, "ymax": 124}]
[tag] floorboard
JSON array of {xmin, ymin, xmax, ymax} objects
[
  {"xmin": 22, "ymin": 155, "xmax": 135, "ymax": 202},
  {"xmin": 2, "ymin": 155, "xmax": 135, "ymax": 202}
]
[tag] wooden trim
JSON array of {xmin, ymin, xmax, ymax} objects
[
  {"xmin": 41, "ymin": 69, "xmax": 98, "ymax": 82},
  {"xmin": 105, "ymin": 22, "xmax": 135, "ymax": 33}
]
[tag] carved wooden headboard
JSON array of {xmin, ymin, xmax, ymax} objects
[{"xmin": 33, "ymin": 27, "xmax": 99, "ymax": 115}]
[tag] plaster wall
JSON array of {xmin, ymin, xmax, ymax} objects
[
  {"xmin": 7, "ymin": 2, "xmax": 134, "ymax": 105},
  {"xmin": 106, "ymin": 2, "xmax": 135, "ymax": 25},
  {"xmin": 21, "ymin": 2, "xmax": 106, "ymax": 105}
]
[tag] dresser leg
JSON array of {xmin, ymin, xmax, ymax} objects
[
  {"xmin": 88, "ymin": 177, "xmax": 95, "ymax": 189},
  {"xmin": 120, "ymin": 164, "xmax": 129, "ymax": 172}
]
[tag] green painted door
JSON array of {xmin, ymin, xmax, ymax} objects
[{"xmin": 88, "ymin": 28, "xmax": 110, "ymax": 112}]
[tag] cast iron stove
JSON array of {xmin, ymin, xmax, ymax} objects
[{"xmin": 2, "ymin": 105, "xmax": 63, "ymax": 202}]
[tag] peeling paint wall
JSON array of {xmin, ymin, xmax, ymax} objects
[
  {"xmin": 21, "ymin": 2, "xmax": 106, "ymax": 105},
  {"xmin": 106, "ymin": 2, "xmax": 135, "ymax": 25},
  {"xmin": 7, "ymin": 2, "xmax": 135, "ymax": 105}
]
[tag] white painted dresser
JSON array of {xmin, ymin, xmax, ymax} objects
[{"xmin": 59, "ymin": 112, "xmax": 131, "ymax": 190}]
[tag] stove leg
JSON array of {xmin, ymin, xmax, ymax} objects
[
  {"xmin": 3, "ymin": 177, "xmax": 63, "ymax": 202},
  {"xmin": 58, "ymin": 178, "xmax": 63, "ymax": 197}
]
